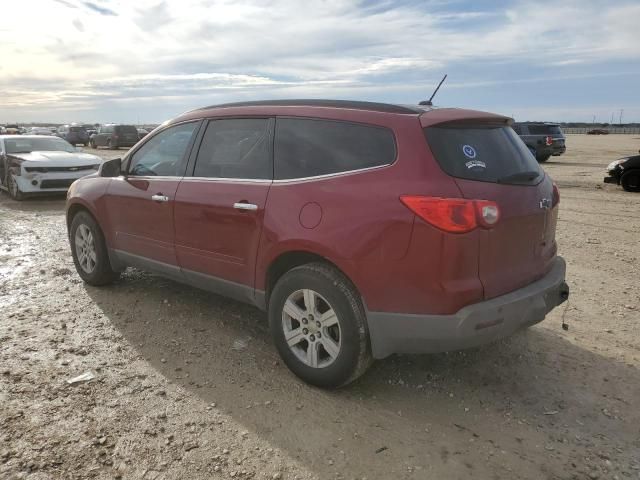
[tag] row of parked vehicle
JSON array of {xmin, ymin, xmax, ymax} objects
[
  {"xmin": 0, "ymin": 124, "xmax": 152, "ymax": 147},
  {"xmin": 55, "ymin": 124, "xmax": 150, "ymax": 148}
]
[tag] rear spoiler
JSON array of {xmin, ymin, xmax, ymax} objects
[{"xmin": 420, "ymin": 108, "xmax": 512, "ymax": 128}]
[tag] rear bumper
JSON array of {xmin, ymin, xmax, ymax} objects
[{"xmin": 366, "ymin": 257, "xmax": 568, "ymax": 359}]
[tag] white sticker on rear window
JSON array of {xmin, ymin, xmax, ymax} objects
[
  {"xmin": 462, "ymin": 144, "xmax": 476, "ymax": 159},
  {"xmin": 465, "ymin": 160, "xmax": 486, "ymax": 169}
]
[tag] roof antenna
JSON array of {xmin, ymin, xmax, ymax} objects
[{"xmin": 419, "ymin": 74, "xmax": 447, "ymax": 106}]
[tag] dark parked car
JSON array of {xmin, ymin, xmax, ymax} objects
[
  {"xmin": 66, "ymin": 100, "xmax": 569, "ymax": 388},
  {"xmin": 587, "ymin": 128, "xmax": 610, "ymax": 135},
  {"xmin": 90, "ymin": 124, "xmax": 139, "ymax": 149},
  {"xmin": 604, "ymin": 151, "xmax": 640, "ymax": 192},
  {"xmin": 512, "ymin": 122, "xmax": 566, "ymax": 162},
  {"xmin": 56, "ymin": 125, "xmax": 89, "ymax": 146}
]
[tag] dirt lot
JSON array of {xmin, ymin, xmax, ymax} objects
[{"xmin": 1, "ymin": 135, "xmax": 639, "ymax": 480}]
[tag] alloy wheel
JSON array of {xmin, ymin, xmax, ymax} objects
[
  {"xmin": 7, "ymin": 174, "xmax": 20, "ymax": 199},
  {"xmin": 281, "ymin": 289, "xmax": 342, "ymax": 368},
  {"xmin": 75, "ymin": 224, "xmax": 97, "ymax": 273}
]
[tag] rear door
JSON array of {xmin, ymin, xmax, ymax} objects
[
  {"xmin": 424, "ymin": 123, "xmax": 557, "ymax": 299},
  {"xmin": 173, "ymin": 117, "xmax": 273, "ymax": 299},
  {"xmin": 95, "ymin": 127, "xmax": 106, "ymax": 147},
  {"xmin": 104, "ymin": 121, "xmax": 200, "ymax": 273}
]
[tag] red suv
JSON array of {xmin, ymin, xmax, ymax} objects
[{"xmin": 66, "ymin": 100, "xmax": 569, "ymax": 388}]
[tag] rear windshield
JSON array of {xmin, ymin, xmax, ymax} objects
[
  {"xmin": 115, "ymin": 125, "xmax": 138, "ymax": 134},
  {"xmin": 527, "ymin": 124, "xmax": 562, "ymax": 135},
  {"xmin": 424, "ymin": 124, "xmax": 543, "ymax": 184},
  {"xmin": 69, "ymin": 126, "xmax": 86, "ymax": 132}
]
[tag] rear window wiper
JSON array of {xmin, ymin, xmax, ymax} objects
[{"xmin": 497, "ymin": 170, "xmax": 541, "ymax": 184}]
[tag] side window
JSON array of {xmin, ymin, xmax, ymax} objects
[
  {"xmin": 192, "ymin": 118, "xmax": 271, "ymax": 179},
  {"xmin": 512, "ymin": 124, "xmax": 522, "ymax": 135},
  {"xmin": 274, "ymin": 118, "xmax": 396, "ymax": 180},
  {"xmin": 128, "ymin": 122, "xmax": 198, "ymax": 177}
]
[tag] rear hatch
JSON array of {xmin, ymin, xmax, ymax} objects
[
  {"xmin": 424, "ymin": 121, "xmax": 558, "ymax": 299},
  {"xmin": 69, "ymin": 126, "xmax": 88, "ymax": 139},
  {"xmin": 115, "ymin": 125, "xmax": 139, "ymax": 143},
  {"xmin": 527, "ymin": 124, "xmax": 565, "ymax": 150}
]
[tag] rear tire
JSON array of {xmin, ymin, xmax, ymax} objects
[
  {"xmin": 537, "ymin": 154, "xmax": 551, "ymax": 163},
  {"xmin": 621, "ymin": 169, "xmax": 640, "ymax": 192},
  {"xmin": 69, "ymin": 211, "xmax": 120, "ymax": 286},
  {"xmin": 268, "ymin": 263, "xmax": 372, "ymax": 388}
]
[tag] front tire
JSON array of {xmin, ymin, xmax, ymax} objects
[
  {"xmin": 621, "ymin": 170, "xmax": 640, "ymax": 192},
  {"xmin": 69, "ymin": 211, "xmax": 120, "ymax": 285},
  {"xmin": 7, "ymin": 173, "xmax": 24, "ymax": 200},
  {"xmin": 268, "ymin": 263, "xmax": 372, "ymax": 388}
]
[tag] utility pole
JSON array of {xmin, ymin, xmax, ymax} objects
[
  {"xmin": 592, "ymin": 115, "xmax": 596, "ymax": 125},
  {"xmin": 619, "ymin": 109, "xmax": 623, "ymax": 125}
]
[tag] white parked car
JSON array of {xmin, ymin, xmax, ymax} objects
[
  {"xmin": 0, "ymin": 135, "xmax": 103, "ymax": 200},
  {"xmin": 29, "ymin": 127, "xmax": 56, "ymax": 135}
]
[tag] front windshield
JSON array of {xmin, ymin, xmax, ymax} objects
[{"xmin": 4, "ymin": 137, "xmax": 75, "ymax": 154}]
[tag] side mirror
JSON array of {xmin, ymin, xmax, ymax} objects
[{"xmin": 101, "ymin": 157, "xmax": 122, "ymax": 177}]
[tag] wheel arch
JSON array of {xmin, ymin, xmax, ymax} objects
[
  {"xmin": 67, "ymin": 201, "xmax": 123, "ymax": 271},
  {"xmin": 66, "ymin": 200, "xmax": 98, "ymax": 232},
  {"xmin": 263, "ymin": 250, "xmax": 361, "ymax": 309}
]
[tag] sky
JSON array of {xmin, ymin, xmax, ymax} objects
[{"xmin": 1, "ymin": 0, "xmax": 639, "ymax": 124}]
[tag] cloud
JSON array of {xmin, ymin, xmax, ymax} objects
[
  {"xmin": 72, "ymin": 18, "xmax": 85, "ymax": 32},
  {"xmin": 81, "ymin": 1, "xmax": 117, "ymax": 16},
  {"xmin": 134, "ymin": 1, "xmax": 170, "ymax": 31},
  {"xmin": 1, "ymin": 0, "xmax": 639, "ymax": 122}
]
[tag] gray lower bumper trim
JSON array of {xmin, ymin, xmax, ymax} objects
[{"xmin": 367, "ymin": 257, "xmax": 568, "ymax": 359}]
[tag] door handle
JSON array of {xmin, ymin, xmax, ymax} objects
[
  {"xmin": 233, "ymin": 202, "xmax": 258, "ymax": 211},
  {"xmin": 151, "ymin": 194, "xmax": 169, "ymax": 202}
]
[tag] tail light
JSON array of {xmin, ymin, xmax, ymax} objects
[
  {"xmin": 400, "ymin": 196, "xmax": 500, "ymax": 233},
  {"xmin": 545, "ymin": 136, "xmax": 553, "ymax": 146},
  {"xmin": 552, "ymin": 182, "xmax": 560, "ymax": 207}
]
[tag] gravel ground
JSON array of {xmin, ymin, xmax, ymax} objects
[{"xmin": 1, "ymin": 136, "xmax": 639, "ymax": 479}]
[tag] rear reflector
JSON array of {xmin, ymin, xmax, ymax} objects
[
  {"xmin": 475, "ymin": 200, "xmax": 500, "ymax": 227},
  {"xmin": 400, "ymin": 196, "xmax": 500, "ymax": 233}
]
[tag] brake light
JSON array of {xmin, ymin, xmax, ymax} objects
[
  {"xmin": 400, "ymin": 196, "xmax": 500, "ymax": 233},
  {"xmin": 545, "ymin": 136, "xmax": 553, "ymax": 146},
  {"xmin": 552, "ymin": 182, "xmax": 560, "ymax": 206}
]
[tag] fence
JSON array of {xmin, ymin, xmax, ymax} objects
[{"xmin": 563, "ymin": 127, "xmax": 640, "ymax": 134}]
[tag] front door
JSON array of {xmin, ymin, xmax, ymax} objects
[
  {"xmin": 174, "ymin": 118, "xmax": 273, "ymax": 301},
  {"xmin": 103, "ymin": 121, "xmax": 200, "ymax": 274}
]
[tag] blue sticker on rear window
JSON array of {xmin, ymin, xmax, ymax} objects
[{"xmin": 462, "ymin": 144, "xmax": 476, "ymax": 159}]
